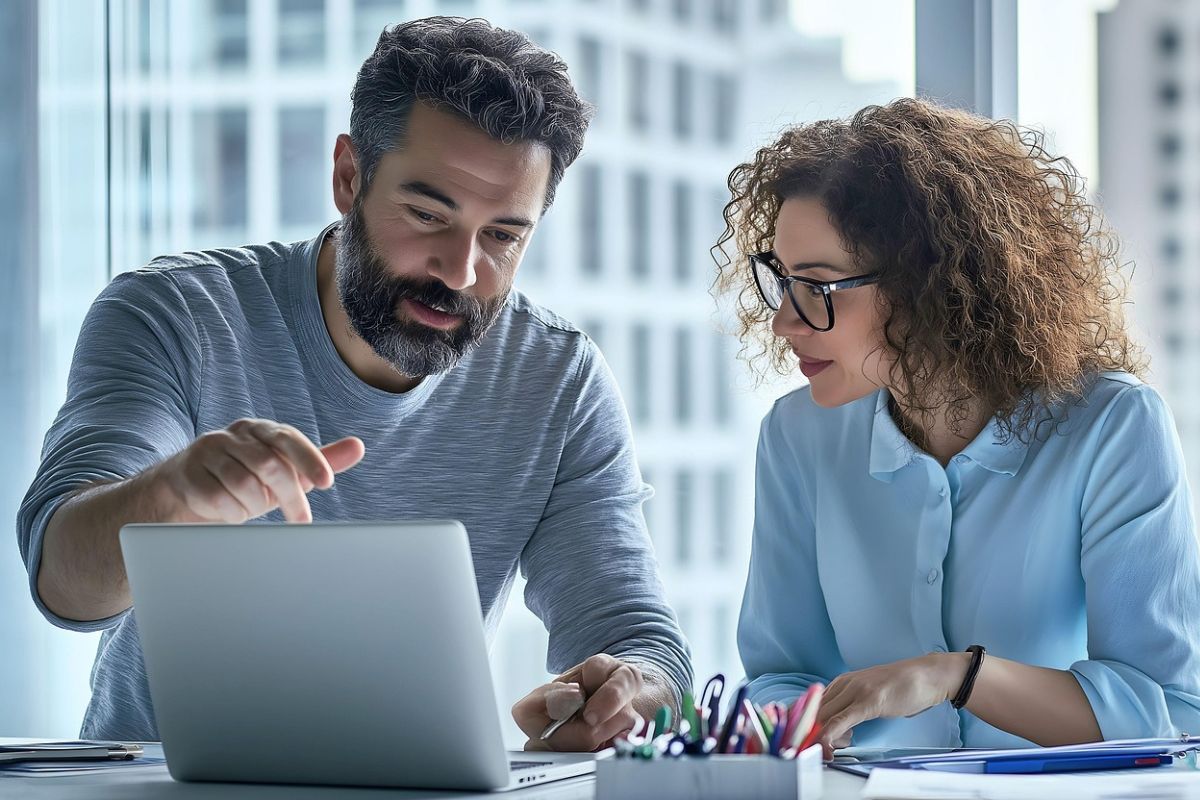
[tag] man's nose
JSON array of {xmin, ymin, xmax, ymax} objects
[{"xmin": 427, "ymin": 234, "xmax": 478, "ymax": 291}]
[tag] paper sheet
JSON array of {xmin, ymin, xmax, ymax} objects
[{"xmin": 862, "ymin": 766, "xmax": 1200, "ymax": 800}]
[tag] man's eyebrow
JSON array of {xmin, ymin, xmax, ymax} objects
[
  {"xmin": 399, "ymin": 181, "xmax": 534, "ymax": 229},
  {"xmin": 399, "ymin": 181, "xmax": 458, "ymax": 211}
]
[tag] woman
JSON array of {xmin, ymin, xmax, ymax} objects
[{"xmin": 721, "ymin": 98, "xmax": 1200, "ymax": 752}]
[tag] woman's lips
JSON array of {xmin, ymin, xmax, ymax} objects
[{"xmin": 798, "ymin": 357, "xmax": 833, "ymax": 378}]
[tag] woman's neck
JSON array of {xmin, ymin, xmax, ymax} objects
[{"xmin": 889, "ymin": 394, "xmax": 992, "ymax": 468}]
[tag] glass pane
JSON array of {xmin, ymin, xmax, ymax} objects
[
  {"xmin": 278, "ymin": 0, "xmax": 326, "ymax": 67},
  {"xmin": 8, "ymin": 0, "xmax": 920, "ymax": 747}
]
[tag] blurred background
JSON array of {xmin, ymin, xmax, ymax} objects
[{"xmin": 0, "ymin": 0, "xmax": 1186, "ymax": 746}]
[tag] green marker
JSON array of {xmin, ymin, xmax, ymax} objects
[
  {"xmin": 682, "ymin": 691, "xmax": 700, "ymax": 743},
  {"xmin": 654, "ymin": 704, "xmax": 672, "ymax": 737}
]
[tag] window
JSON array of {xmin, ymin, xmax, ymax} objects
[
  {"xmin": 713, "ymin": 469, "xmax": 733, "ymax": 561},
  {"xmin": 580, "ymin": 165, "xmax": 603, "ymax": 276},
  {"xmin": 278, "ymin": 107, "xmax": 327, "ymax": 227},
  {"xmin": 629, "ymin": 170, "xmax": 651, "ymax": 279},
  {"xmin": 713, "ymin": 332, "xmax": 732, "ymax": 425},
  {"xmin": 712, "ymin": 73, "xmax": 736, "ymax": 144},
  {"xmin": 712, "ymin": 0, "xmax": 739, "ymax": 36},
  {"xmin": 671, "ymin": 61, "xmax": 693, "ymax": 141},
  {"xmin": 1160, "ymin": 132, "xmax": 1182, "ymax": 159},
  {"xmin": 192, "ymin": 108, "xmax": 248, "ymax": 232},
  {"xmin": 353, "ymin": 0, "xmax": 405, "ymax": 59},
  {"xmin": 1157, "ymin": 26, "xmax": 1180, "ymax": 56},
  {"xmin": 674, "ymin": 327, "xmax": 693, "ymax": 424},
  {"xmin": 199, "ymin": 0, "xmax": 249, "ymax": 70},
  {"xmin": 632, "ymin": 324, "xmax": 652, "ymax": 425},
  {"xmin": 672, "ymin": 180, "xmax": 692, "ymax": 279},
  {"xmin": 1160, "ymin": 184, "xmax": 1182, "ymax": 209},
  {"xmin": 675, "ymin": 470, "xmax": 693, "ymax": 564},
  {"xmin": 577, "ymin": 37, "xmax": 603, "ymax": 107},
  {"xmin": 278, "ymin": 0, "xmax": 325, "ymax": 67},
  {"xmin": 671, "ymin": 0, "xmax": 691, "ymax": 23},
  {"xmin": 1159, "ymin": 80, "xmax": 1181, "ymax": 107},
  {"xmin": 626, "ymin": 50, "xmax": 651, "ymax": 133}
]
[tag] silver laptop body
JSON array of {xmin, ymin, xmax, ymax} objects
[{"xmin": 120, "ymin": 521, "xmax": 597, "ymax": 790}]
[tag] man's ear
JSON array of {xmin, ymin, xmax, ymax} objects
[{"xmin": 332, "ymin": 134, "xmax": 361, "ymax": 214}]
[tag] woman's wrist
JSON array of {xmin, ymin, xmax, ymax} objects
[{"xmin": 928, "ymin": 651, "xmax": 973, "ymax": 705}]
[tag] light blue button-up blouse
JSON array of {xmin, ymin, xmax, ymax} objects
[{"xmin": 738, "ymin": 372, "xmax": 1200, "ymax": 748}]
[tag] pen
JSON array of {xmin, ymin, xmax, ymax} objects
[
  {"xmin": 716, "ymin": 682, "xmax": 749, "ymax": 754},
  {"xmin": 539, "ymin": 664, "xmax": 588, "ymax": 741}
]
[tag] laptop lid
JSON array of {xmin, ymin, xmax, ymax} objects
[{"xmin": 121, "ymin": 520, "xmax": 533, "ymax": 790}]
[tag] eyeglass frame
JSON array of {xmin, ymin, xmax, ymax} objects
[{"xmin": 749, "ymin": 249, "xmax": 880, "ymax": 332}]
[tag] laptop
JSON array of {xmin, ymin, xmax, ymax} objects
[{"xmin": 119, "ymin": 520, "xmax": 599, "ymax": 791}]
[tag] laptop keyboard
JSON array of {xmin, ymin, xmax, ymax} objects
[{"xmin": 509, "ymin": 760, "xmax": 553, "ymax": 771}]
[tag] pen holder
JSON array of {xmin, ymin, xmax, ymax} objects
[{"xmin": 595, "ymin": 744, "xmax": 823, "ymax": 800}]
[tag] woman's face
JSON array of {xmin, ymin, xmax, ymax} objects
[{"xmin": 769, "ymin": 196, "xmax": 891, "ymax": 408}]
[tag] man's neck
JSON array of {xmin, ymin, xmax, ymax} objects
[{"xmin": 315, "ymin": 233, "xmax": 423, "ymax": 394}]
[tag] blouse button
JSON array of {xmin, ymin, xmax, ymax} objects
[
  {"xmin": 926, "ymin": 568, "xmax": 940, "ymax": 584},
  {"xmin": 938, "ymin": 487, "xmax": 948, "ymax": 498}
]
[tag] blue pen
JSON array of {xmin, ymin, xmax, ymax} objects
[{"xmin": 716, "ymin": 682, "xmax": 749, "ymax": 754}]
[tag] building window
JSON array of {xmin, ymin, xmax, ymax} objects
[
  {"xmin": 671, "ymin": 0, "xmax": 691, "ymax": 23},
  {"xmin": 712, "ymin": 0, "xmax": 738, "ymax": 36},
  {"xmin": 1160, "ymin": 132, "xmax": 1182, "ymax": 159},
  {"xmin": 520, "ymin": 226, "xmax": 548, "ymax": 278},
  {"xmin": 629, "ymin": 171, "xmax": 651, "ymax": 279},
  {"xmin": 192, "ymin": 108, "xmax": 248, "ymax": 230},
  {"xmin": 581, "ymin": 318, "xmax": 605, "ymax": 351},
  {"xmin": 672, "ymin": 180, "xmax": 692, "ymax": 279},
  {"xmin": 760, "ymin": 0, "xmax": 786, "ymax": 21},
  {"xmin": 279, "ymin": 107, "xmax": 327, "ymax": 227},
  {"xmin": 713, "ymin": 332, "xmax": 732, "ymax": 425},
  {"xmin": 580, "ymin": 165, "xmax": 603, "ymax": 276},
  {"xmin": 632, "ymin": 324, "xmax": 652, "ymax": 424},
  {"xmin": 674, "ymin": 327, "xmax": 693, "ymax": 424},
  {"xmin": 626, "ymin": 50, "xmax": 651, "ymax": 133},
  {"xmin": 1162, "ymin": 286, "xmax": 1184, "ymax": 308},
  {"xmin": 1160, "ymin": 184, "xmax": 1182, "ymax": 209},
  {"xmin": 713, "ymin": 468, "xmax": 733, "ymax": 562},
  {"xmin": 353, "ymin": 0, "xmax": 405, "ymax": 60},
  {"xmin": 278, "ymin": 0, "xmax": 325, "ymax": 67},
  {"xmin": 712, "ymin": 73, "xmax": 736, "ymax": 144},
  {"xmin": 676, "ymin": 469, "xmax": 693, "ymax": 564},
  {"xmin": 1159, "ymin": 80, "xmax": 1181, "ymax": 107},
  {"xmin": 713, "ymin": 602, "xmax": 733, "ymax": 663},
  {"xmin": 200, "ymin": 0, "xmax": 248, "ymax": 70},
  {"xmin": 1162, "ymin": 236, "xmax": 1182, "ymax": 266},
  {"xmin": 671, "ymin": 61, "xmax": 693, "ymax": 141},
  {"xmin": 1157, "ymin": 26, "xmax": 1180, "ymax": 56},
  {"xmin": 577, "ymin": 37, "xmax": 603, "ymax": 108}
]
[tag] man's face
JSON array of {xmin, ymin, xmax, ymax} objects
[{"xmin": 335, "ymin": 103, "xmax": 552, "ymax": 378}]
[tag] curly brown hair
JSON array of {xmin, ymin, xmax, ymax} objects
[{"xmin": 713, "ymin": 97, "xmax": 1146, "ymax": 443}]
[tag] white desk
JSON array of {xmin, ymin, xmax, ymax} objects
[{"xmin": 1, "ymin": 743, "xmax": 867, "ymax": 799}]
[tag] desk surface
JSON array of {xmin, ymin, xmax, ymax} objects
[{"xmin": 1, "ymin": 742, "xmax": 867, "ymax": 799}]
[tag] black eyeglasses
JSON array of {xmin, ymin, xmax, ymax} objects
[{"xmin": 749, "ymin": 250, "xmax": 879, "ymax": 332}]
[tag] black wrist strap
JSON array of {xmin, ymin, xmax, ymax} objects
[{"xmin": 951, "ymin": 645, "xmax": 986, "ymax": 709}]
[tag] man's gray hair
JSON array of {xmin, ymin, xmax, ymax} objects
[{"xmin": 350, "ymin": 16, "xmax": 593, "ymax": 210}]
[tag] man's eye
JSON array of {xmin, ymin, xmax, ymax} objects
[
  {"xmin": 489, "ymin": 229, "xmax": 520, "ymax": 244},
  {"xmin": 410, "ymin": 208, "xmax": 440, "ymax": 224}
]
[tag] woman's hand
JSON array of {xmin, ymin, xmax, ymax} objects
[{"xmin": 816, "ymin": 653, "xmax": 970, "ymax": 757}]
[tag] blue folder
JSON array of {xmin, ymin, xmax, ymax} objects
[{"xmin": 832, "ymin": 735, "xmax": 1200, "ymax": 777}]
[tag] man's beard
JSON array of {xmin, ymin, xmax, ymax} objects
[{"xmin": 334, "ymin": 200, "xmax": 509, "ymax": 379}]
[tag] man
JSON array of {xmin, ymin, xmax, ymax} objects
[{"xmin": 16, "ymin": 17, "xmax": 690, "ymax": 750}]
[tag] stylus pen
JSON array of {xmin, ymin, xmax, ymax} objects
[{"xmin": 540, "ymin": 702, "xmax": 584, "ymax": 741}]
